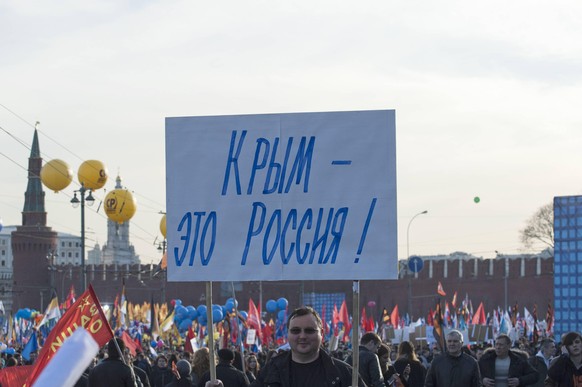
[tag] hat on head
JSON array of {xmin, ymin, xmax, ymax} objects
[
  {"xmin": 176, "ymin": 359, "xmax": 192, "ymax": 377},
  {"xmin": 107, "ymin": 338, "xmax": 125, "ymax": 358},
  {"xmin": 218, "ymin": 348, "xmax": 235, "ymax": 362}
]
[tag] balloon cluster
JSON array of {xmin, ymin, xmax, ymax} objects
[
  {"xmin": 14, "ymin": 308, "xmax": 38, "ymax": 321},
  {"xmin": 172, "ymin": 298, "xmax": 239, "ymax": 333},
  {"xmin": 265, "ymin": 297, "xmax": 289, "ymax": 321}
]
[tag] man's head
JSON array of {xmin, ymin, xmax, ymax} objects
[
  {"xmin": 495, "ymin": 334, "xmax": 512, "ymax": 359},
  {"xmin": 377, "ymin": 343, "xmax": 391, "ymax": 367},
  {"xmin": 287, "ymin": 306, "xmax": 323, "ymax": 363},
  {"xmin": 176, "ymin": 359, "xmax": 192, "ymax": 377},
  {"xmin": 446, "ymin": 330, "xmax": 463, "ymax": 357},
  {"xmin": 361, "ymin": 332, "xmax": 382, "ymax": 353},
  {"xmin": 218, "ymin": 349, "xmax": 235, "ymax": 364},
  {"xmin": 539, "ymin": 338, "xmax": 556, "ymax": 359},
  {"xmin": 107, "ymin": 338, "xmax": 125, "ymax": 359}
]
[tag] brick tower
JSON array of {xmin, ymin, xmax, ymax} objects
[{"xmin": 11, "ymin": 129, "xmax": 57, "ymax": 311}]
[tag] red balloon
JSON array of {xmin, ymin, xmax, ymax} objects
[
  {"xmin": 367, "ymin": 301, "xmax": 376, "ymax": 308},
  {"xmin": 171, "ymin": 299, "xmax": 176, "ymax": 307}
]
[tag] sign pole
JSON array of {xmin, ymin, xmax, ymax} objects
[
  {"xmin": 351, "ymin": 280, "xmax": 360, "ymax": 387},
  {"xmin": 205, "ymin": 281, "xmax": 217, "ymax": 381}
]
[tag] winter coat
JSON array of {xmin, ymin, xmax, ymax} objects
[
  {"xmin": 88, "ymin": 357, "xmax": 138, "ymax": 387},
  {"xmin": 425, "ymin": 352, "xmax": 482, "ymax": 387},
  {"xmin": 545, "ymin": 354, "xmax": 582, "ymax": 387},
  {"xmin": 478, "ymin": 348, "xmax": 538, "ymax": 386}
]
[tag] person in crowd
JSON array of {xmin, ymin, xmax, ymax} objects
[
  {"xmin": 164, "ymin": 359, "xmax": 194, "ymax": 387},
  {"xmin": 479, "ymin": 333, "xmax": 538, "ymax": 387},
  {"xmin": 135, "ymin": 351, "xmax": 153, "ymax": 378},
  {"xmin": 545, "ymin": 331, "xmax": 582, "ymax": 386},
  {"xmin": 378, "ymin": 343, "xmax": 404, "ymax": 387},
  {"xmin": 394, "ymin": 341, "xmax": 425, "ymax": 387},
  {"xmin": 251, "ymin": 306, "xmax": 365, "ymax": 386},
  {"xmin": 125, "ymin": 349, "xmax": 151, "ymax": 387},
  {"xmin": 150, "ymin": 354, "xmax": 176, "ymax": 387},
  {"xmin": 527, "ymin": 338, "xmax": 555, "ymax": 387},
  {"xmin": 88, "ymin": 338, "xmax": 139, "ymax": 387},
  {"xmin": 425, "ymin": 330, "xmax": 482, "ymax": 387},
  {"xmin": 198, "ymin": 348, "xmax": 249, "ymax": 387},
  {"xmin": 193, "ymin": 348, "xmax": 212, "ymax": 385},
  {"xmin": 346, "ymin": 332, "xmax": 385, "ymax": 387},
  {"xmin": 244, "ymin": 354, "xmax": 260, "ymax": 382}
]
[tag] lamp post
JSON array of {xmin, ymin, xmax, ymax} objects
[
  {"xmin": 406, "ymin": 210, "xmax": 427, "ymax": 319},
  {"xmin": 406, "ymin": 210, "xmax": 428, "ymax": 260},
  {"xmin": 70, "ymin": 183, "xmax": 95, "ymax": 292}
]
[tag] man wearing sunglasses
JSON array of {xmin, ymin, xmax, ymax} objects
[{"xmin": 251, "ymin": 306, "xmax": 365, "ymax": 386}]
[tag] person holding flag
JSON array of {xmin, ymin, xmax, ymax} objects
[{"xmin": 88, "ymin": 337, "xmax": 139, "ymax": 386}]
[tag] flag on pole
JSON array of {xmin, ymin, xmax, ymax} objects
[
  {"xmin": 451, "ymin": 291, "xmax": 458, "ymax": 308},
  {"xmin": 22, "ymin": 330, "xmax": 39, "ymax": 361},
  {"xmin": 36, "ymin": 297, "xmax": 61, "ymax": 329},
  {"xmin": 472, "ymin": 302, "xmax": 486, "ymax": 325},
  {"xmin": 546, "ymin": 302, "xmax": 554, "ymax": 336},
  {"xmin": 390, "ymin": 305, "xmax": 400, "ymax": 329},
  {"xmin": 25, "ymin": 285, "xmax": 113, "ymax": 386},
  {"xmin": 433, "ymin": 300, "xmax": 447, "ymax": 352},
  {"xmin": 437, "ymin": 282, "xmax": 446, "ymax": 296},
  {"xmin": 248, "ymin": 298, "xmax": 262, "ymax": 342},
  {"xmin": 160, "ymin": 311, "xmax": 175, "ymax": 332}
]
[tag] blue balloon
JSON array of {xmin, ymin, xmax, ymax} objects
[
  {"xmin": 151, "ymin": 340, "xmax": 157, "ymax": 348},
  {"xmin": 198, "ymin": 313, "xmax": 207, "ymax": 323},
  {"xmin": 3, "ymin": 348, "xmax": 15, "ymax": 355},
  {"xmin": 277, "ymin": 297, "xmax": 288, "ymax": 311},
  {"xmin": 239, "ymin": 310, "xmax": 248, "ymax": 320},
  {"xmin": 178, "ymin": 318, "xmax": 193, "ymax": 332},
  {"xmin": 175, "ymin": 305, "xmax": 187, "ymax": 318},
  {"xmin": 173, "ymin": 313, "xmax": 183, "ymax": 324},
  {"xmin": 225, "ymin": 301, "xmax": 235, "ymax": 313},
  {"xmin": 266, "ymin": 299, "xmax": 277, "ymax": 313},
  {"xmin": 212, "ymin": 308, "xmax": 224, "ymax": 323},
  {"xmin": 174, "ymin": 299, "xmax": 182, "ymax": 306},
  {"xmin": 186, "ymin": 306, "xmax": 198, "ymax": 320},
  {"xmin": 277, "ymin": 310, "xmax": 286, "ymax": 321},
  {"xmin": 227, "ymin": 298, "xmax": 239, "ymax": 309},
  {"xmin": 221, "ymin": 305, "xmax": 228, "ymax": 318},
  {"xmin": 197, "ymin": 305, "xmax": 207, "ymax": 316}
]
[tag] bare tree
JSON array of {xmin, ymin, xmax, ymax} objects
[{"xmin": 520, "ymin": 202, "xmax": 554, "ymax": 249}]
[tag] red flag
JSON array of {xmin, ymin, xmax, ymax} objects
[
  {"xmin": 451, "ymin": 291, "xmax": 458, "ymax": 308},
  {"xmin": 248, "ymin": 298, "xmax": 262, "ymax": 341},
  {"xmin": 25, "ymin": 285, "xmax": 114, "ymax": 386},
  {"xmin": 185, "ymin": 326, "xmax": 196, "ymax": 353},
  {"xmin": 121, "ymin": 331, "xmax": 138, "ymax": 356},
  {"xmin": 0, "ymin": 364, "xmax": 33, "ymax": 387},
  {"xmin": 332, "ymin": 303, "xmax": 340, "ymax": 327},
  {"xmin": 472, "ymin": 302, "xmax": 486, "ymax": 325},
  {"xmin": 361, "ymin": 307, "xmax": 367, "ymax": 329},
  {"xmin": 321, "ymin": 304, "xmax": 329, "ymax": 336},
  {"xmin": 390, "ymin": 305, "xmax": 400, "ymax": 328},
  {"xmin": 338, "ymin": 300, "xmax": 351, "ymax": 342},
  {"xmin": 427, "ymin": 308, "xmax": 434, "ymax": 326},
  {"xmin": 437, "ymin": 281, "xmax": 446, "ymax": 296}
]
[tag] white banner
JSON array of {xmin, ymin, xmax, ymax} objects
[{"xmin": 166, "ymin": 110, "xmax": 397, "ymax": 281}]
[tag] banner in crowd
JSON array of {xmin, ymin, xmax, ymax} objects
[{"xmin": 166, "ymin": 110, "xmax": 397, "ymax": 281}]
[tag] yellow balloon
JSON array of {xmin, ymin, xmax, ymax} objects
[
  {"xmin": 78, "ymin": 160, "xmax": 108, "ymax": 190},
  {"xmin": 160, "ymin": 214, "xmax": 167, "ymax": 239},
  {"xmin": 40, "ymin": 159, "xmax": 73, "ymax": 192},
  {"xmin": 104, "ymin": 189, "xmax": 137, "ymax": 224}
]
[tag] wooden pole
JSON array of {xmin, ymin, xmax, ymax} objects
[
  {"xmin": 351, "ymin": 280, "xmax": 360, "ymax": 387},
  {"xmin": 206, "ymin": 281, "xmax": 217, "ymax": 381}
]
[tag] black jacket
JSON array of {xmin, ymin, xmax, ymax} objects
[
  {"xmin": 393, "ymin": 359, "xmax": 425, "ymax": 387},
  {"xmin": 545, "ymin": 354, "xmax": 582, "ymax": 387},
  {"xmin": 198, "ymin": 362, "xmax": 249, "ymax": 387},
  {"xmin": 250, "ymin": 350, "xmax": 366, "ymax": 387},
  {"xmin": 88, "ymin": 357, "xmax": 138, "ymax": 387},
  {"xmin": 479, "ymin": 348, "xmax": 538, "ymax": 386},
  {"xmin": 150, "ymin": 366, "xmax": 176, "ymax": 387},
  {"xmin": 527, "ymin": 354, "xmax": 549, "ymax": 387},
  {"xmin": 425, "ymin": 352, "xmax": 481, "ymax": 387},
  {"xmin": 346, "ymin": 346, "xmax": 384, "ymax": 387}
]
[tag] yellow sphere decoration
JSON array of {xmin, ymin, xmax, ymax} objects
[
  {"xmin": 104, "ymin": 189, "xmax": 137, "ymax": 224},
  {"xmin": 160, "ymin": 214, "xmax": 167, "ymax": 239},
  {"xmin": 78, "ymin": 160, "xmax": 108, "ymax": 190},
  {"xmin": 40, "ymin": 159, "xmax": 73, "ymax": 192}
]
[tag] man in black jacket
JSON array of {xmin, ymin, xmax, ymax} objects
[
  {"xmin": 88, "ymin": 338, "xmax": 138, "ymax": 387},
  {"xmin": 478, "ymin": 334, "xmax": 538, "ymax": 387},
  {"xmin": 346, "ymin": 332, "xmax": 385, "ymax": 387},
  {"xmin": 250, "ymin": 306, "xmax": 365, "ymax": 387},
  {"xmin": 199, "ymin": 349, "xmax": 249, "ymax": 387},
  {"xmin": 425, "ymin": 330, "xmax": 482, "ymax": 387}
]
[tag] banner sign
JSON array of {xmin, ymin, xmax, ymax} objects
[{"xmin": 166, "ymin": 110, "xmax": 397, "ymax": 281}]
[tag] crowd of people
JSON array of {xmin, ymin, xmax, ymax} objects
[{"xmin": 1, "ymin": 306, "xmax": 581, "ymax": 386}]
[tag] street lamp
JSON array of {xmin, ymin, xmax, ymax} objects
[
  {"xmin": 406, "ymin": 210, "xmax": 428, "ymax": 259},
  {"xmin": 71, "ymin": 184, "xmax": 95, "ymax": 291},
  {"xmin": 41, "ymin": 159, "xmax": 108, "ymax": 293},
  {"xmin": 406, "ymin": 210, "xmax": 427, "ymax": 320}
]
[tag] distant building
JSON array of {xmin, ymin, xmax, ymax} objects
[
  {"xmin": 553, "ymin": 195, "xmax": 582, "ymax": 339},
  {"xmin": 100, "ymin": 175, "xmax": 140, "ymax": 265},
  {"xmin": 0, "ymin": 225, "xmax": 15, "ymax": 312}
]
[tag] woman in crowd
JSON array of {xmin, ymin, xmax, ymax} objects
[
  {"xmin": 393, "ymin": 341, "xmax": 426, "ymax": 387},
  {"xmin": 244, "ymin": 354, "xmax": 260, "ymax": 382},
  {"xmin": 192, "ymin": 348, "xmax": 212, "ymax": 385},
  {"xmin": 378, "ymin": 343, "xmax": 404, "ymax": 387}
]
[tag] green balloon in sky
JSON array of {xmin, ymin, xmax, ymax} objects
[{"xmin": 474, "ymin": 196, "xmax": 480, "ymax": 203}]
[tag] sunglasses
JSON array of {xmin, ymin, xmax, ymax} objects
[{"xmin": 289, "ymin": 327, "xmax": 319, "ymax": 335}]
